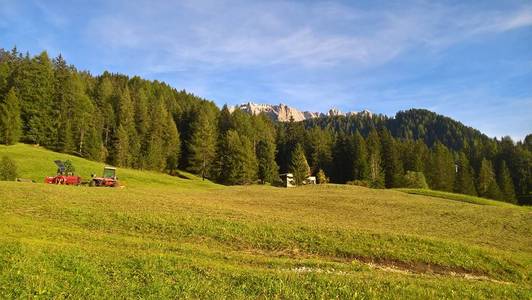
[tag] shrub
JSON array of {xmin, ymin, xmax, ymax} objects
[
  {"xmin": 403, "ymin": 171, "xmax": 429, "ymax": 189},
  {"xmin": 316, "ymin": 169, "xmax": 329, "ymax": 184},
  {"xmin": 0, "ymin": 156, "xmax": 17, "ymax": 181}
]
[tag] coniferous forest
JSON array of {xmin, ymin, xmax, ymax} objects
[{"xmin": 0, "ymin": 48, "xmax": 530, "ymax": 204}]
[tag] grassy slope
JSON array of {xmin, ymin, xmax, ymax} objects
[
  {"xmin": 396, "ymin": 188, "xmax": 521, "ymax": 207},
  {"xmin": 0, "ymin": 144, "xmax": 531, "ymax": 299}
]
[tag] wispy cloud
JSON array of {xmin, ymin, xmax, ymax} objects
[
  {"xmin": 83, "ymin": 1, "xmax": 532, "ymax": 76},
  {"xmin": 2, "ymin": 0, "xmax": 530, "ymax": 139}
]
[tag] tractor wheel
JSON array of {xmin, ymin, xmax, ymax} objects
[{"xmin": 89, "ymin": 180, "xmax": 96, "ymax": 187}]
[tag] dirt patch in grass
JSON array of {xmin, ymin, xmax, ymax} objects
[{"xmin": 352, "ymin": 256, "xmax": 511, "ymax": 284}]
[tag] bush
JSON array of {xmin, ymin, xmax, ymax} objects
[
  {"xmin": 0, "ymin": 156, "xmax": 17, "ymax": 181},
  {"xmin": 403, "ymin": 171, "xmax": 428, "ymax": 189},
  {"xmin": 316, "ymin": 169, "xmax": 329, "ymax": 184}
]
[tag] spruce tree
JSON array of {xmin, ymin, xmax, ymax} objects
[
  {"xmin": 454, "ymin": 152, "xmax": 477, "ymax": 196},
  {"xmin": 290, "ymin": 143, "xmax": 310, "ymax": 186},
  {"xmin": 218, "ymin": 130, "xmax": 257, "ymax": 185},
  {"xmin": 256, "ymin": 138, "xmax": 279, "ymax": 184},
  {"xmin": 113, "ymin": 125, "xmax": 129, "ymax": 167},
  {"xmin": 332, "ymin": 133, "xmax": 354, "ymax": 183},
  {"xmin": 352, "ymin": 130, "xmax": 369, "ymax": 181},
  {"xmin": 165, "ymin": 114, "xmax": 181, "ymax": 174},
  {"xmin": 145, "ymin": 101, "xmax": 166, "ymax": 171},
  {"xmin": 427, "ymin": 142, "xmax": 455, "ymax": 192},
  {"xmin": 0, "ymin": 88, "xmax": 22, "ymax": 145},
  {"xmin": 366, "ymin": 128, "xmax": 384, "ymax": 188},
  {"xmin": 113, "ymin": 87, "xmax": 137, "ymax": 167},
  {"xmin": 14, "ymin": 51, "xmax": 55, "ymax": 145},
  {"xmin": 307, "ymin": 127, "xmax": 333, "ymax": 175},
  {"xmin": 477, "ymin": 158, "xmax": 502, "ymax": 200},
  {"xmin": 380, "ymin": 128, "xmax": 403, "ymax": 188},
  {"xmin": 187, "ymin": 108, "xmax": 217, "ymax": 180},
  {"xmin": 497, "ymin": 160, "xmax": 516, "ymax": 203}
]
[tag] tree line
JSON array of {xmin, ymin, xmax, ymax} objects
[{"xmin": 0, "ymin": 48, "xmax": 530, "ymax": 204}]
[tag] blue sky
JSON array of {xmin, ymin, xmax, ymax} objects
[{"xmin": 1, "ymin": 0, "xmax": 531, "ymax": 140}]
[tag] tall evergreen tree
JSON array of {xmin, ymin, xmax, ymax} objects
[
  {"xmin": 0, "ymin": 88, "xmax": 22, "ymax": 145},
  {"xmin": 332, "ymin": 133, "xmax": 354, "ymax": 183},
  {"xmin": 217, "ymin": 130, "xmax": 257, "ymax": 185},
  {"xmin": 187, "ymin": 108, "xmax": 217, "ymax": 180},
  {"xmin": 290, "ymin": 143, "xmax": 310, "ymax": 186},
  {"xmin": 380, "ymin": 128, "xmax": 403, "ymax": 188},
  {"xmin": 366, "ymin": 128, "xmax": 384, "ymax": 188},
  {"xmin": 497, "ymin": 160, "xmax": 516, "ymax": 203},
  {"xmin": 307, "ymin": 127, "xmax": 333, "ymax": 175},
  {"xmin": 256, "ymin": 138, "xmax": 279, "ymax": 184},
  {"xmin": 112, "ymin": 125, "xmax": 129, "ymax": 167},
  {"xmin": 145, "ymin": 101, "xmax": 167, "ymax": 171},
  {"xmin": 477, "ymin": 158, "xmax": 502, "ymax": 200},
  {"xmin": 352, "ymin": 130, "xmax": 369, "ymax": 181},
  {"xmin": 454, "ymin": 152, "xmax": 477, "ymax": 196},
  {"xmin": 164, "ymin": 114, "xmax": 181, "ymax": 173},
  {"xmin": 14, "ymin": 51, "xmax": 55, "ymax": 145},
  {"xmin": 427, "ymin": 142, "xmax": 455, "ymax": 192},
  {"xmin": 112, "ymin": 87, "xmax": 137, "ymax": 167}
]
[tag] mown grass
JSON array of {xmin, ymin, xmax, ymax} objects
[
  {"xmin": 0, "ymin": 144, "xmax": 531, "ymax": 298},
  {"xmin": 396, "ymin": 188, "xmax": 524, "ymax": 208}
]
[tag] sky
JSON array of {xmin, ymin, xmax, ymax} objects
[{"xmin": 1, "ymin": 0, "xmax": 531, "ymax": 140}]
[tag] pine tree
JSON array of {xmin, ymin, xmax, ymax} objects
[
  {"xmin": 454, "ymin": 152, "xmax": 477, "ymax": 196},
  {"xmin": 380, "ymin": 128, "xmax": 403, "ymax": 188},
  {"xmin": 427, "ymin": 142, "xmax": 455, "ymax": 192},
  {"xmin": 290, "ymin": 143, "xmax": 310, "ymax": 186},
  {"xmin": 477, "ymin": 158, "xmax": 502, "ymax": 200},
  {"xmin": 164, "ymin": 114, "xmax": 181, "ymax": 174},
  {"xmin": 144, "ymin": 101, "xmax": 166, "ymax": 171},
  {"xmin": 218, "ymin": 130, "xmax": 257, "ymax": 185},
  {"xmin": 497, "ymin": 160, "xmax": 516, "ymax": 203},
  {"xmin": 352, "ymin": 130, "xmax": 369, "ymax": 181},
  {"xmin": 113, "ymin": 125, "xmax": 129, "ymax": 167},
  {"xmin": 0, "ymin": 88, "xmax": 22, "ymax": 145},
  {"xmin": 366, "ymin": 128, "xmax": 384, "ymax": 188},
  {"xmin": 256, "ymin": 138, "xmax": 279, "ymax": 184},
  {"xmin": 187, "ymin": 108, "xmax": 217, "ymax": 180},
  {"xmin": 112, "ymin": 87, "xmax": 137, "ymax": 167},
  {"xmin": 95, "ymin": 76, "xmax": 115, "ymax": 149},
  {"xmin": 307, "ymin": 127, "xmax": 333, "ymax": 175},
  {"xmin": 14, "ymin": 51, "xmax": 55, "ymax": 145},
  {"xmin": 332, "ymin": 133, "xmax": 354, "ymax": 183},
  {"xmin": 240, "ymin": 135, "xmax": 258, "ymax": 184},
  {"xmin": 218, "ymin": 105, "xmax": 233, "ymax": 134}
]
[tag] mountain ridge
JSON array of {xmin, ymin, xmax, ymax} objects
[{"xmin": 230, "ymin": 102, "xmax": 372, "ymax": 122}]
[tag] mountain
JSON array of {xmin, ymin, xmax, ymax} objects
[{"xmin": 230, "ymin": 102, "xmax": 372, "ymax": 122}]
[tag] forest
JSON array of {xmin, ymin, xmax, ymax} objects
[{"xmin": 0, "ymin": 48, "xmax": 530, "ymax": 204}]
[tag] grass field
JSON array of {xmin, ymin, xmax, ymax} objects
[
  {"xmin": 395, "ymin": 188, "xmax": 522, "ymax": 207},
  {"xmin": 0, "ymin": 144, "xmax": 531, "ymax": 298}
]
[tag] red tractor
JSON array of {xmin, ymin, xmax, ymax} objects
[
  {"xmin": 89, "ymin": 166, "xmax": 119, "ymax": 187},
  {"xmin": 44, "ymin": 160, "xmax": 82, "ymax": 185}
]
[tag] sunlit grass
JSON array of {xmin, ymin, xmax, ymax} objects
[{"xmin": 0, "ymin": 144, "xmax": 531, "ymax": 298}]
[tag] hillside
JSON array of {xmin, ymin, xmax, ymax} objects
[{"xmin": 0, "ymin": 144, "xmax": 531, "ymax": 298}]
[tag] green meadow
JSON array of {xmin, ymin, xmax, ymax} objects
[{"xmin": 0, "ymin": 144, "xmax": 531, "ymax": 298}]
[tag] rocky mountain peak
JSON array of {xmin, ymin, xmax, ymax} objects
[{"xmin": 230, "ymin": 102, "xmax": 371, "ymax": 122}]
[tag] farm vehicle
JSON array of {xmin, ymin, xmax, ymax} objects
[
  {"xmin": 44, "ymin": 160, "xmax": 82, "ymax": 185},
  {"xmin": 44, "ymin": 161, "xmax": 119, "ymax": 187}
]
